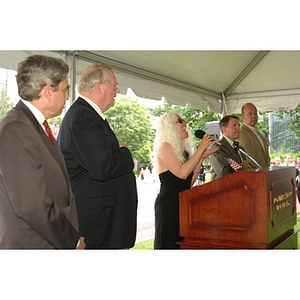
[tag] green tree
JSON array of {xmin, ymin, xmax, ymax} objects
[
  {"xmin": 256, "ymin": 112, "xmax": 269, "ymax": 136},
  {"xmin": 105, "ymin": 95, "xmax": 154, "ymax": 163},
  {"xmin": 0, "ymin": 88, "xmax": 14, "ymax": 121}
]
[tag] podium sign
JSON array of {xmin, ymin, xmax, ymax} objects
[{"xmin": 179, "ymin": 167, "xmax": 298, "ymax": 249}]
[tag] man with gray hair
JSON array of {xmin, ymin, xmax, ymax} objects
[
  {"xmin": 58, "ymin": 63, "xmax": 138, "ymax": 249},
  {"xmin": 0, "ymin": 55, "xmax": 83, "ymax": 249}
]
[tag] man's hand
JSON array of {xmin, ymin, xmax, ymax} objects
[{"xmin": 76, "ymin": 237, "xmax": 85, "ymax": 249}]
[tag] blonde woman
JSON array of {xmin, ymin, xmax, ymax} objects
[{"xmin": 152, "ymin": 112, "xmax": 219, "ymax": 249}]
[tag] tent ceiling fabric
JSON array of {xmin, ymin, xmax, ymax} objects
[{"xmin": 0, "ymin": 50, "xmax": 299, "ymax": 114}]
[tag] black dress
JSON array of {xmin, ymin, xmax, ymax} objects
[{"xmin": 154, "ymin": 170, "xmax": 193, "ymax": 249}]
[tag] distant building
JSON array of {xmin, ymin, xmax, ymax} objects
[{"xmin": 269, "ymin": 111, "xmax": 300, "ymax": 153}]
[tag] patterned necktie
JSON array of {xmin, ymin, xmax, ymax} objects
[{"xmin": 43, "ymin": 120, "xmax": 55, "ymax": 144}]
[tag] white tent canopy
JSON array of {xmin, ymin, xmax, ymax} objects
[{"xmin": 0, "ymin": 50, "xmax": 299, "ymax": 114}]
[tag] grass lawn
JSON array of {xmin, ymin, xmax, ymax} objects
[
  {"xmin": 294, "ymin": 213, "xmax": 300, "ymax": 247},
  {"xmin": 132, "ymin": 213, "xmax": 300, "ymax": 250},
  {"xmin": 132, "ymin": 239, "xmax": 154, "ymax": 250}
]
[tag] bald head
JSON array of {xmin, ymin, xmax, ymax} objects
[{"xmin": 241, "ymin": 102, "xmax": 258, "ymax": 127}]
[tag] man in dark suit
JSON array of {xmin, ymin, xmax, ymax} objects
[
  {"xmin": 210, "ymin": 115, "xmax": 251, "ymax": 180},
  {"xmin": 237, "ymin": 102, "xmax": 270, "ymax": 168},
  {"xmin": 0, "ymin": 55, "xmax": 83, "ymax": 249},
  {"xmin": 58, "ymin": 63, "xmax": 138, "ymax": 249}
]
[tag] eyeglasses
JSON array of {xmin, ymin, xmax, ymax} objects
[
  {"xmin": 176, "ymin": 118, "xmax": 185, "ymax": 124},
  {"xmin": 97, "ymin": 81, "xmax": 119, "ymax": 92},
  {"xmin": 110, "ymin": 82, "xmax": 119, "ymax": 91}
]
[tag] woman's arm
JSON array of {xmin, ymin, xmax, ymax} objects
[
  {"xmin": 190, "ymin": 145, "xmax": 220, "ymax": 186},
  {"xmin": 157, "ymin": 134, "xmax": 217, "ymax": 180}
]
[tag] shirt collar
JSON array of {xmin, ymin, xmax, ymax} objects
[
  {"xmin": 21, "ymin": 99, "xmax": 45, "ymax": 125},
  {"xmin": 243, "ymin": 123, "xmax": 257, "ymax": 132},
  {"xmin": 79, "ymin": 94, "xmax": 106, "ymax": 120},
  {"xmin": 223, "ymin": 135, "xmax": 235, "ymax": 148}
]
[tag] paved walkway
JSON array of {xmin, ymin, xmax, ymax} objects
[{"xmin": 135, "ymin": 178, "xmax": 157, "ymax": 243}]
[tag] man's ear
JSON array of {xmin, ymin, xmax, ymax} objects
[
  {"xmin": 94, "ymin": 82, "xmax": 104, "ymax": 94},
  {"xmin": 39, "ymin": 84, "xmax": 52, "ymax": 101}
]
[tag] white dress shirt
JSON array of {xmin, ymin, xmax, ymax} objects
[{"xmin": 21, "ymin": 99, "xmax": 47, "ymax": 133}]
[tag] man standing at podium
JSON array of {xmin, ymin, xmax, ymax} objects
[
  {"xmin": 237, "ymin": 102, "xmax": 270, "ymax": 169},
  {"xmin": 210, "ymin": 115, "xmax": 250, "ymax": 180}
]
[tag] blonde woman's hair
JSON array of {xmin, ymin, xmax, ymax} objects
[{"xmin": 152, "ymin": 112, "xmax": 194, "ymax": 174}]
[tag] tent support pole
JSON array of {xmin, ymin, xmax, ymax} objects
[
  {"xmin": 220, "ymin": 93, "xmax": 228, "ymax": 118},
  {"xmin": 64, "ymin": 51, "xmax": 78, "ymax": 104}
]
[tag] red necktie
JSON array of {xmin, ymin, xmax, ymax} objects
[{"xmin": 43, "ymin": 120, "xmax": 55, "ymax": 144}]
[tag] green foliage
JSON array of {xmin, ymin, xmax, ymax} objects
[
  {"xmin": 270, "ymin": 149, "xmax": 300, "ymax": 162},
  {"xmin": 105, "ymin": 95, "xmax": 155, "ymax": 163},
  {"xmin": 48, "ymin": 115, "xmax": 62, "ymax": 127},
  {"xmin": 151, "ymin": 101, "xmax": 181, "ymax": 116},
  {"xmin": 0, "ymin": 88, "xmax": 14, "ymax": 121},
  {"xmin": 256, "ymin": 112, "xmax": 270, "ymax": 135}
]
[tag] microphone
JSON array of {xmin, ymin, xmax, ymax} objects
[
  {"xmin": 195, "ymin": 130, "xmax": 222, "ymax": 146},
  {"xmin": 233, "ymin": 141, "xmax": 262, "ymax": 170},
  {"xmin": 195, "ymin": 129, "xmax": 206, "ymax": 139}
]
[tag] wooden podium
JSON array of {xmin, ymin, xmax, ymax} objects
[{"xmin": 178, "ymin": 167, "xmax": 298, "ymax": 249}]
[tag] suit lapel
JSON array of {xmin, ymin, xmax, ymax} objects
[
  {"xmin": 76, "ymin": 97, "xmax": 119, "ymax": 143},
  {"xmin": 242, "ymin": 125, "xmax": 266, "ymax": 154},
  {"xmin": 256, "ymin": 130, "xmax": 268, "ymax": 153},
  {"xmin": 15, "ymin": 101, "xmax": 70, "ymax": 182},
  {"xmin": 221, "ymin": 137, "xmax": 242, "ymax": 163}
]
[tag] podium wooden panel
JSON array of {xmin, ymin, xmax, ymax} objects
[{"xmin": 178, "ymin": 167, "xmax": 298, "ymax": 249}]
